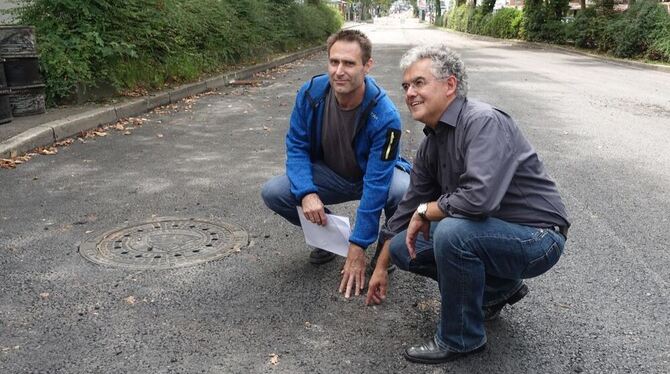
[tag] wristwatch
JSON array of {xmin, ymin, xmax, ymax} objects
[{"xmin": 417, "ymin": 203, "xmax": 428, "ymax": 220}]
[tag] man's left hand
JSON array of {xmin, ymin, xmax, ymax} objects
[
  {"xmin": 406, "ymin": 212, "xmax": 430, "ymax": 259},
  {"xmin": 339, "ymin": 244, "xmax": 366, "ymax": 298}
]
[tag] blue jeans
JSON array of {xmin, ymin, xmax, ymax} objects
[
  {"xmin": 261, "ymin": 161, "xmax": 410, "ymax": 229},
  {"xmin": 389, "ymin": 217, "xmax": 566, "ymax": 352}
]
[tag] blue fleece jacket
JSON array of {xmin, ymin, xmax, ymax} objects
[{"xmin": 286, "ymin": 74, "xmax": 411, "ymax": 249}]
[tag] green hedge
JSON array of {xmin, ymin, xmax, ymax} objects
[
  {"xmin": 8, "ymin": 0, "xmax": 342, "ymax": 104},
  {"xmin": 446, "ymin": 0, "xmax": 670, "ymax": 63},
  {"xmin": 446, "ymin": 5, "xmax": 522, "ymax": 39}
]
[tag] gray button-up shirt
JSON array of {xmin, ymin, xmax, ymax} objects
[{"xmin": 380, "ymin": 96, "xmax": 570, "ymax": 243}]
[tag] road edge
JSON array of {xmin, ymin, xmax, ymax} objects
[{"xmin": 0, "ymin": 44, "xmax": 326, "ymax": 158}]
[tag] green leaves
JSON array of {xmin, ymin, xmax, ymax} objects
[{"xmin": 13, "ymin": 0, "xmax": 342, "ymax": 105}]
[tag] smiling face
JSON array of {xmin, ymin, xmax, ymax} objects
[
  {"xmin": 402, "ymin": 58, "xmax": 457, "ymax": 128},
  {"xmin": 327, "ymin": 40, "xmax": 372, "ymax": 107}
]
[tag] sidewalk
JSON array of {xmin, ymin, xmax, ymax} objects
[{"xmin": 0, "ymin": 45, "xmax": 325, "ymax": 159}]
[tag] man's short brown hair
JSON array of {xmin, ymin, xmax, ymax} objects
[{"xmin": 326, "ymin": 29, "xmax": 372, "ymax": 64}]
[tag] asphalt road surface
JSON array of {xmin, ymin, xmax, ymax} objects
[{"xmin": 1, "ymin": 16, "xmax": 669, "ymax": 373}]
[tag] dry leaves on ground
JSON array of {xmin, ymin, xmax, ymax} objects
[
  {"xmin": 415, "ymin": 298, "xmax": 441, "ymax": 314},
  {"xmin": 123, "ymin": 296, "xmax": 136, "ymax": 305},
  {"xmin": 269, "ymin": 353, "xmax": 279, "ymax": 365},
  {"xmin": 120, "ymin": 87, "xmax": 149, "ymax": 97},
  {"xmin": 0, "ymin": 154, "xmax": 32, "ymax": 169},
  {"xmin": 78, "ymin": 127, "xmax": 108, "ymax": 139},
  {"xmin": 36, "ymin": 146, "xmax": 58, "ymax": 155},
  {"xmin": 54, "ymin": 138, "xmax": 74, "ymax": 147}
]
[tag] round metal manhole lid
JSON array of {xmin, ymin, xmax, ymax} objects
[{"xmin": 79, "ymin": 218, "xmax": 248, "ymax": 270}]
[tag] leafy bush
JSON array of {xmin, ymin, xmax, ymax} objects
[
  {"xmin": 523, "ymin": 0, "xmax": 568, "ymax": 42},
  {"xmin": 447, "ymin": 5, "xmax": 524, "ymax": 40},
  {"xmin": 566, "ymin": 8, "xmax": 606, "ymax": 49},
  {"xmin": 447, "ymin": 4, "xmax": 476, "ymax": 32},
  {"xmin": 606, "ymin": 0, "xmax": 670, "ymax": 58},
  {"xmin": 9, "ymin": 0, "xmax": 342, "ymax": 105},
  {"xmin": 445, "ymin": 0, "xmax": 670, "ymax": 63},
  {"xmin": 648, "ymin": 22, "xmax": 670, "ymax": 62},
  {"xmin": 487, "ymin": 7, "xmax": 523, "ymax": 39}
]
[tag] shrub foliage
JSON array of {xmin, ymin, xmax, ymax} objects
[
  {"xmin": 9, "ymin": 0, "xmax": 342, "ymax": 104},
  {"xmin": 446, "ymin": 0, "xmax": 670, "ymax": 63}
]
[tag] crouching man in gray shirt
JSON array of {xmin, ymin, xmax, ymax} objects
[{"xmin": 365, "ymin": 44, "xmax": 571, "ymax": 364}]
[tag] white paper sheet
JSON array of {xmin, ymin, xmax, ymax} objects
[{"xmin": 296, "ymin": 207, "xmax": 350, "ymax": 257}]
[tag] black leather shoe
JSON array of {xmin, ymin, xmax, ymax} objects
[
  {"xmin": 483, "ymin": 283, "xmax": 529, "ymax": 321},
  {"xmin": 309, "ymin": 248, "xmax": 336, "ymax": 265},
  {"xmin": 404, "ymin": 337, "xmax": 486, "ymax": 364}
]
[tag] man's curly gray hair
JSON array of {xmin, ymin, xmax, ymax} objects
[{"xmin": 399, "ymin": 44, "xmax": 468, "ymax": 97}]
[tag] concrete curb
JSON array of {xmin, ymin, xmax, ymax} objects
[{"xmin": 0, "ymin": 44, "xmax": 326, "ymax": 158}]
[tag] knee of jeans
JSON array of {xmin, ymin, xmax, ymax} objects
[
  {"xmin": 432, "ymin": 218, "xmax": 469, "ymax": 257},
  {"xmin": 386, "ymin": 172, "xmax": 409, "ymax": 207},
  {"xmin": 261, "ymin": 177, "xmax": 288, "ymax": 211},
  {"xmin": 389, "ymin": 237, "xmax": 411, "ymax": 271},
  {"xmin": 260, "ymin": 180, "xmax": 275, "ymax": 208}
]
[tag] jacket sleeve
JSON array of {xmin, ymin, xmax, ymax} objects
[
  {"xmin": 349, "ymin": 110, "xmax": 402, "ymax": 249},
  {"xmin": 285, "ymin": 88, "xmax": 318, "ymax": 201}
]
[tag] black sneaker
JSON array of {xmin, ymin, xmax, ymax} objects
[
  {"xmin": 483, "ymin": 283, "xmax": 529, "ymax": 321},
  {"xmin": 309, "ymin": 248, "xmax": 336, "ymax": 265}
]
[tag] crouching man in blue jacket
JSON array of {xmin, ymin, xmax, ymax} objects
[{"xmin": 261, "ymin": 29, "xmax": 411, "ymax": 298}]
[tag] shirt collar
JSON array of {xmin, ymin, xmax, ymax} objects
[{"xmin": 422, "ymin": 96, "xmax": 466, "ymax": 135}]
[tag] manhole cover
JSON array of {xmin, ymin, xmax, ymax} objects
[{"xmin": 79, "ymin": 218, "xmax": 248, "ymax": 270}]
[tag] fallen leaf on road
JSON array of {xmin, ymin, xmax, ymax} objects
[
  {"xmin": 0, "ymin": 159, "xmax": 18, "ymax": 169},
  {"xmin": 55, "ymin": 138, "xmax": 74, "ymax": 147},
  {"xmin": 37, "ymin": 147, "xmax": 58, "ymax": 155},
  {"xmin": 124, "ymin": 296, "xmax": 136, "ymax": 305},
  {"xmin": 112, "ymin": 123, "xmax": 125, "ymax": 131},
  {"xmin": 415, "ymin": 298, "xmax": 440, "ymax": 314},
  {"xmin": 120, "ymin": 87, "xmax": 148, "ymax": 97},
  {"xmin": 269, "ymin": 353, "xmax": 279, "ymax": 365},
  {"xmin": 79, "ymin": 128, "xmax": 108, "ymax": 139},
  {"xmin": 123, "ymin": 131, "xmax": 132, "ymax": 135},
  {"xmin": 39, "ymin": 292, "xmax": 49, "ymax": 299},
  {"xmin": 156, "ymin": 133, "xmax": 164, "ymax": 138}
]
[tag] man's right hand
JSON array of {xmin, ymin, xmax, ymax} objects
[
  {"xmin": 365, "ymin": 241, "xmax": 392, "ymax": 305},
  {"xmin": 365, "ymin": 267, "xmax": 389, "ymax": 305},
  {"xmin": 301, "ymin": 193, "xmax": 327, "ymax": 226}
]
